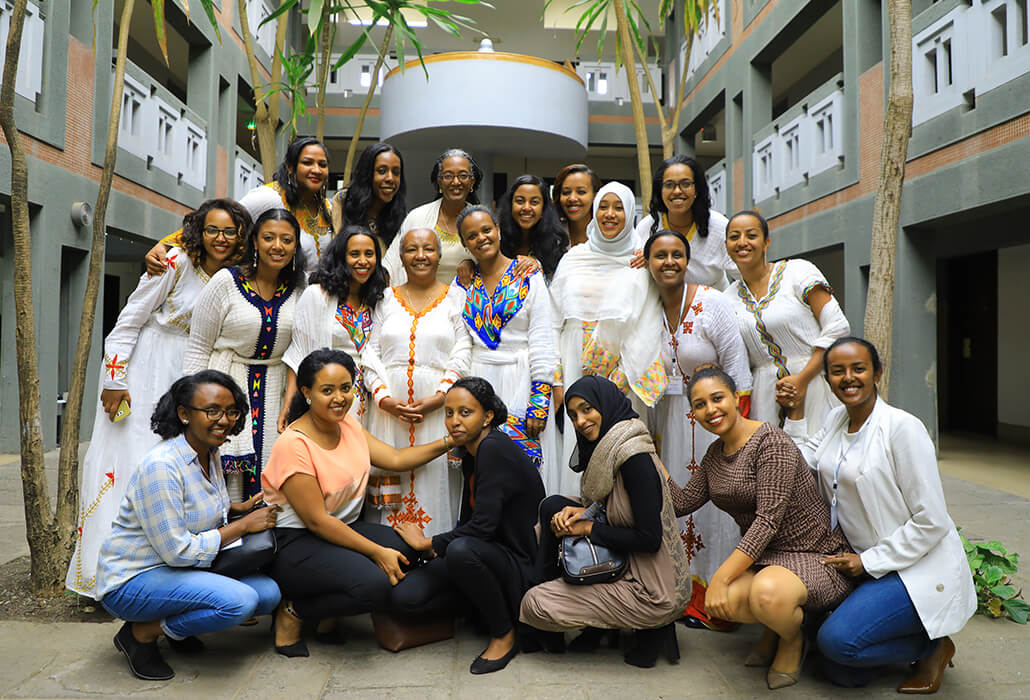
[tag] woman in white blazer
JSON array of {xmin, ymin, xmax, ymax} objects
[{"xmin": 783, "ymin": 337, "xmax": 975, "ymax": 693}]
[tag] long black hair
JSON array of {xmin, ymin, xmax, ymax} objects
[
  {"xmin": 239, "ymin": 208, "xmax": 308, "ymax": 291},
  {"xmin": 449, "ymin": 376, "xmax": 508, "ymax": 428},
  {"xmin": 342, "ymin": 142, "xmax": 407, "ymax": 245},
  {"xmin": 430, "ymin": 148, "xmax": 483, "ymax": 205},
  {"xmin": 496, "ymin": 175, "xmax": 569, "ymax": 277},
  {"xmin": 151, "ymin": 370, "xmax": 248, "ymax": 440},
  {"xmin": 648, "ymin": 155, "xmax": 713, "ymax": 238},
  {"xmin": 285, "ymin": 348, "xmax": 358, "ymax": 424},
  {"xmin": 274, "ymin": 136, "xmax": 333, "ymax": 227},
  {"xmin": 179, "ymin": 198, "xmax": 252, "ymax": 269},
  {"xmin": 309, "ymin": 225, "xmax": 387, "ymax": 310}
]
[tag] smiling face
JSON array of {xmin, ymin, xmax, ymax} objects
[
  {"xmin": 179, "ymin": 383, "xmax": 239, "ymax": 451},
  {"xmin": 373, "ymin": 150, "xmax": 401, "ymax": 205},
  {"xmin": 647, "ymin": 234, "xmax": 689, "ymax": 289},
  {"xmin": 345, "ymin": 233, "xmax": 378, "ymax": 287},
  {"xmin": 293, "ymin": 144, "xmax": 329, "ymax": 195},
  {"xmin": 559, "ymin": 172, "xmax": 596, "ymax": 224},
  {"xmin": 255, "ymin": 219, "xmax": 298, "ymax": 273},
  {"xmin": 444, "ymin": 387, "xmax": 493, "ymax": 447},
  {"xmin": 512, "ymin": 184, "xmax": 544, "ymax": 231},
  {"xmin": 725, "ymin": 213, "xmax": 770, "ymax": 267},
  {"xmin": 595, "ymin": 192, "xmax": 626, "ymax": 240},
  {"xmin": 400, "ymin": 228, "xmax": 441, "ymax": 283},
  {"xmin": 566, "ymin": 395, "xmax": 602, "ymax": 442},
  {"xmin": 201, "ymin": 208, "xmax": 242, "ymax": 268},
  {"xmin": 459, "ymin": 210, "xmax": 500, "ymax": 264},
  {"xmin": 660, "ymin": 163, "xmax": 696, "ymax": 216},
  {"xmin": 438, "ymin": 155, "xmax": 473, "ymax": 204},
  {"xmin": 825, "ymin": 342, "xmax": 881, "ymax": 410},
  {"xmin": 303, "ymin": 363, "xmax": 355, "ymax": 422},
  {"xmin": 689, "ymin": 376, "xmax": 740, "ymax": 437}
]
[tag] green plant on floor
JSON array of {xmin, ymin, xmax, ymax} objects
[{"xmin": 961, "ymin": 531, "xmax": 1030, "ymax": 623}]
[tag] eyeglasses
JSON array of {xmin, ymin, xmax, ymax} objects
[
  {"xmin": 203, "ymin": 226, "xmax": 240, "ymax": 240},
  {"xmin": 187, "ymin": 405, "xmax": 243, "ymax": 422},
  {"xmin": 439, "ymin": 172, "xmax": 472, "ymax": 184},
  {"xmin": 661, "ymin": 179, "xmax": 695, "ymax": 192}
]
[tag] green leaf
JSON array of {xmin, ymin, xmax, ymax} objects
[
  {"xmin": 332, "ymin": 32, "xmax": 369, "ymax": 70},
  {"xmin": 987, "ymin": 541, "xmax": 1008, "ymax": 555},
  {"xmin": 198, "ymin": 0, "xmax": 222, "ymax": 42},
  {"xmin": 261, "ymin": 0, "xmax": 299, "ymax": 28},
  {"xmin": 152, "ymin": 0, "xmax": 169, "ymax": 66},
  {"xmin": 308, "ymin": 0, "xmax": 325, "ymax": 35},
  {"xmin": 991, "ymin": 585, "xmax": 1017, "ymax": 599},
  {"xmin": 983, "ymin": 565, "xmax": 1005, "ymax": 586},
  {"xmin": 1002, "ymin": 598, "xmax": 1030, "ymax": 624}
]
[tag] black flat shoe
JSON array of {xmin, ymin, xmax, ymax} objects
[
  {"xmin": 166, "ymin": 635, "xmax": 205, "ymax": 654},
  {"xmin": 517, "ymin": 622, "xmax": 565, "ymax": 654},
  {"xmin": 113, "ymin": 622, "xmax": 174, "ymax": 681},
  {"xmin": 469, "ymin": 641, "xmax": 519, "ymax": 675},
  {"xmin": 569, "ymin": 627, "xmax": 619, "ymax": 652},
  {"xmin": 624, "ymin": 623, "xmax": 680, "ymax": 668}
]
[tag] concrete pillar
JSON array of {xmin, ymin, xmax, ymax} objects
[{"xmin": 742, "ymin": 62, "xmax": 772, "ymax": 209}]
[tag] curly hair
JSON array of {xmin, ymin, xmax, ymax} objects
[
  {"xmin": 238, "ymin": 208, "xmax": 308, "ymax": 292},
  {"xmin": 430, "ymin": 148, "xmax": 483, "ymax": 205},
  {"xmin": 286, "ymin": 348, "xmax": 358, "ymax": 424},
  {"xmin": 309, "ymin": 225, "xmax": 387, "ymax": 310},
  {"xmin": 273, "ymin": 136, "xmax": 333, "ymax": 231},
  {"xmin": 151, "ymin": 370, "xmax": 249, "ymax": 440},
  {"xmin": 179, "ymin": 198, "xmax": 252, "ymax": 269},
  {"xmin": 340, "ymin": 142, "xmax": 407, "ymax": 246},
  {"xmin": 449, "ymin": 376, "xmax": 508, "ymax": 428},
  {"xmin": 551, "ymin": 163, "xmax": 601, "ymax": 223},
  {"xmin": 496, "ymin": 175, "xmax": 569, "ymax": 277},
  {"xmin": 647, "ymin": 155, "xmax": 713, "ymax": 238}
]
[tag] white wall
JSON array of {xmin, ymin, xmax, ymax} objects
[{"xmin": 998, "ymin": 243, "xmax": 1030, "ymax": 428}]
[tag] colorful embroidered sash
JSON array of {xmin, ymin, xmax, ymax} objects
[
  {"xmin": 336, "ymin": 301, "xmax": 372, "ymax": 353},
  {"xmin": 735, "ymin": 260, "xmax": 789, "ymax": 379},
  {"xmin": 460, "ymin": 260, "xmax": 531, "ymax": 350}
]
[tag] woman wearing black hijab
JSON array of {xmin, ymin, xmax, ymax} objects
[{"xmin": 519, "ymin": 376, "xmax": 691, "ymax": 668}]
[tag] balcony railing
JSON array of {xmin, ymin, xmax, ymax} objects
[
  {"xmin": 913, "ymin": 0, "xmax": 1030, "ymax": 125},
  {"xmin": 675, "ymin": 0, "xmax": 727, "ymax": 86},
  {"xmin": 114, "ymin": 58, "xmax": 208, "ymax": 191},
  {"xmin": 0, "ymin": 0, "xmax": 45, "ymax": 103},
  {"xmin": 751, "ymin": 73, "xmax": 844, "ymax": 203},
  {"xmin": 706, "ymin": 159, "xmax": 728, "ymax": 215},
  {"xmin": 246, "ymin": 0, "xmax": 277, "ymax": 59},
  {"xmin": 575, "ymin": 60, "xmax": 662, "ymax": 104},
  {"xmin": 234, "ymin": 148, "xmax": 264, "ymax": 201}
]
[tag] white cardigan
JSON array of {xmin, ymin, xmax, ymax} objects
[{"xmin": 786, "ymin": 398, "xmax": 976, "ymax": 639}]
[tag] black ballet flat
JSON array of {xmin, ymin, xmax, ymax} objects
[
  {"xmin": 569, "ymin": 626, "xmax": 620, "ymax": 652},
  {"xmin": 518, "ymin": 622, "xmax": 565, "ymax": 654},
  {"xmin": 166, "ymin": 635, "xmax": 205, "ymax": 654},
  {"xmin": 469, "ymin": 640, "xmax": 519, "ymax": 675},
  {"xmin": 272, "ymin": 603, "xmax": 309, "ymax": 658},
  {"xmin": 623, "ymin": 623, "xmax": 680, "ymax": 668}
]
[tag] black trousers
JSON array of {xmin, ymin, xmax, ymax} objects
[
  {"xmin": 391, "ymin": 536, "xmax": 519, "ymax": 638},
  {"xmin": 535, "ymin": 494, "xmax": 579, "ymax": 582},
  {"xmin": 268, "ymin": 522, "xmax": 417, "ymax": 620}
]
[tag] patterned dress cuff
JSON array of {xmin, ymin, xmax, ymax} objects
[
  {"xmin": 102, "ymin": 352, "xmax": 129, "ymax": 390},
  {"xmin": 527, "ymin": 382, "xmax": 551, "ymax": 421}
]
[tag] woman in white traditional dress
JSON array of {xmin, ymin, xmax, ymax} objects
[
  {"xmin": 67, "ymin": 198, "xmax": 253, "ymax": 598},
  {"xmin": 454, "ymin": 205, "xmax": 559, "ymax": 473},
  {"xmin": 549, "ymin": 182, "xmax": 667, "ymax": 496},
  {"xmin": 551, "ymin": 163, "xmax": 600, "ymax": 248},
  {"xmin": 643, "ymin": 228, "xmax": 753, "ymax": 628},
  {"xmin": 279, "ymin": 225, "xmax": 388, "ymax": 428},
  {"xmin": 362, "ymin": 227, "xmax": 472, "ymax": 536},
  {"xmin": 634, "ymin": 156, "xmax": 737, "ymax": 289},
  {"xmin": 722, "ymin": 210, "xmax": 850, "ymax": 436},
  {"xmin": 382, "ymin": 149, "xmax": 482, "ymax": 285},
  {"xmin": 146, "ymin": 137, "xmax": 333, "ymax": 277},
  {"xmin": 184, "ymin": 208, "xmax": 306, "ymax": 500}
]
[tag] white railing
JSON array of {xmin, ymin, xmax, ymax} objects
[
  {"xmin": 751, "ymin": 74, "xmax": 844, "ymax": 203},
  {"xmin": 246, "ymin": 0, "xmax": 277, "ymax": 59},
  {"xmin": 675, "ymin": 0, "xmax": 726, "ymax": 87},
  {"xmin": 913, "ymin": 0, "xmax": 1030, "ymax": 125},
  {"xmin": 0, "ymin": 0, "xmax": 45, "ymax": 103},
  {"xmin": 114, "ymin": 59, "xmax": 208, "ymax": 191},
  {"xmin": 234, "ymin": 149, "xmax": 264, "ymax": 200},
  {"xmin": 325, "ymin": 53, "xmax": 391, "ymax": 95},
  {"xmin": 575, "ymin": 60, "xmax": 662, "ymax": 104},
  {"xmin": 706, "ymin": 160, "xmax": 727, "ymax": 214}
]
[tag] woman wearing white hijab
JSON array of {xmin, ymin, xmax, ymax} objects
[{"xmin": 548, "ymin": 182, "xmax": 667, "ymax": 497}]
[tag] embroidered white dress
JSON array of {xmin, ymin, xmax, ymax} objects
[
  {"xmin": 283, "ymin": 284, "xmax": 374, "ymax": 420},
  {"xmin": 455, "ymin": 263, "xmax": 560, "ymax": 490},
  {"xmin": 183, "ymin": 267, "xmax": 298, "ymax": 500},
  {"xmin": 650, "ymin": 285, "xmax": 753, "ymax": 584},
  {"xmin": 634, "ymin": 210, "xmax": 736, "ymax": 290},
  {"xmin": 723, "ymin": 259, "xmax": 850, "ymax": 437},
  {"xmin": 361, "ymin": 285, "xmax": 471, "ymax": 536},
  {"xmin": 382, "ymin": 199, "xmax": 468, "ymax": 286},
  {"xmin": 67, "ymin": 248, "xmax": 212, "ymax": 597}
]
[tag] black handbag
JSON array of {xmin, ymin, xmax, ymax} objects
[
  {"xmin": 210, "ymin": 528, "xmax": 277, "ymax": 579},
  {"xmin": 559, "ymin": 504, "xmax": 627, "ymax": 585}
]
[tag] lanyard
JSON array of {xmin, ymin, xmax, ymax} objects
[
  {"xmin": 663, "ymin": 284, "xmax": 691, "ymax": 377},
  {"xmin": 830, "ymin": 418, "xmax": 872, "ymax": 530}
]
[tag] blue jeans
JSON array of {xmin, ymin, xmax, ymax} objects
[
  {"xmin": 817, "ymin": 571, "xmax": 939, "ymax": 687},
  {"xmin": 101, "ymin": 566, "xmax": 281, "ymax": 640}
]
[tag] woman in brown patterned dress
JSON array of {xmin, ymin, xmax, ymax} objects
[{"xmin": 671, "ymin": 367, "xmax": 852, "ymax": 690}]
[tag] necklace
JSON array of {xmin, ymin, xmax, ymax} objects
[{"xmin": 401, "ymin": 284, "xmax": 442, "ymax": 311}]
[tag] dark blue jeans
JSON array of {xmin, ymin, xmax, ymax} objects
[{"xmin": 817, "ymin": 571, "xmax": 939, "ymax": 687}]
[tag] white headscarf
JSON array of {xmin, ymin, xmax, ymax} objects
[{"xmin": 586, "ymin": 181, "xmax": 637, "ymax": 258}]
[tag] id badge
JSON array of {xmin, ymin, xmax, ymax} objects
[{"xmin": 666, "ymin": 375, "xmax": 684, "ymax": 396}]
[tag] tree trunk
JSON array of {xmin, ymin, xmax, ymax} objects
[
  {"xmin": 612, "ymin": 0, "xmax": 653, "ymax": 213},
  {"xmin": 342, "ymin": 24, "xmax": 393, "ymax": 185},
  {"xmin": 315, "ymin": 5, "xmax": 333, "ymax": 142},
  {"xmin": 863, "ymin": 0, "xmax": 912, "ymax": 401},
  {"xmin": 237, "ymin": 0, "xmax": 288, "ymax": 179},
  {"xmin": 0, "ymin": 0, "xmax": 55, "ymax": 596},
  {"xmin": 664, "ymin": 31, "xmax": 694, "ymax": 159}
]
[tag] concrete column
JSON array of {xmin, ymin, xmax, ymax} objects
[{"xmin": 742, "ymin": 62, "xmax": 772, "ymax": 209}]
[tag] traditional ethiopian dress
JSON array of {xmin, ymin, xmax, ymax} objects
[{"xmin": 382, "ymin": 199, "xmax": 468, "ymax": 286}]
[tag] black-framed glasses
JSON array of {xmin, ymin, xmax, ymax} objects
[
  {"xmin": 439, "ymin": 172, "xmax": 472, "ymax": 183},
  {"xmin": 187, "ymin": 405, "xmax": 243, "ymax": 422},
  {"xmin": 203, "ymin": 226, "xmax": 240, "ymax": 240},
  {"xmin": 661, "ymin": 179, "xmax": 695, "ymax": 192}
]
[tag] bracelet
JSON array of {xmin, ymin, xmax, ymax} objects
[{"xmin": 442, "ymin": 434, "xmax": 452, "ymax": 450}]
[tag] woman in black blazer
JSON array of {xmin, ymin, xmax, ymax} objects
[{"xmin": 393, "ymin": 377, "xmax": 545, "ymax": 675}]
